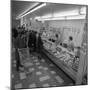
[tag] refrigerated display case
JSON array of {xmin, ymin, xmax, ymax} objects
[{"xmin": 41, "ymin": 28, "xmax": 87, "ymax": 84}]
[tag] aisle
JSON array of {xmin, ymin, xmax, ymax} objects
[{"xmin": 11, "ymin": 48, "xmax": 74, "ymax": 89}]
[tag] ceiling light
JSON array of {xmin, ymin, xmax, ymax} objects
[
  {"xmin": 53, "ymin": 9, "xmax": 79, "ymax": 17},
  {"xmin": 38, "ymin": 17, "xmax": 66, "ymax": 21},
  {"xmin": 16, "ymin": 3, "xmax": 46, "ymax": 20},
  {"xmin": 37, "ymin": 14, "xmax": 86, "ymax": 21},
  {"xmin": 17, "ymin": 3, "xmax": 39, "ymax": 18},
  {"xmin": 41, "ymin": 14, "xmax": 52, "ymax": 19},
  {"xmin": 66, "ymin": 14, "xmax": 86, "ymax": 20},
  {"xmin": 35, "ymin": 16, "xmax": 41, "ymax": 20}
]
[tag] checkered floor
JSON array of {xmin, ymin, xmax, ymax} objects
[{"xmin": 11, "ymin": 48, "xmax": 74, "ymax": 89}]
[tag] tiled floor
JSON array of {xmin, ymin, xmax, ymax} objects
[{"xmin": 11, "ymin": 48, "xmax": 74, "ymax": 89}]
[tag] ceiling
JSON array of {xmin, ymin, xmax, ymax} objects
[
  {"xmin": 11, "ymin": 0, "xmax": 85, "ymax": 20},
  {"xmin": 11, "ymin": 0, "xmax": 39, "ymax": 19},
  {"xmin": 29, "ymin": 3, "xmax": 83, "ymax": 17}
]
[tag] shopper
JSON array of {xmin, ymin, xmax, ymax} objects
[
  {"xmin": 14, "ymin": 31, "xmax": 24, "ymax": 71},
  {"xmin": 12, "ymin": 28, "xmax": 18, "ymax": 48},
  {"xmin": 37, "ymin": 33, "xmax": 43, "ymax": 53},
  {"xmin": 33, "ymin": 31, "xmax": 37, "ymax": 52},
  {"xmin": 28, "ymin": 30, "xmax": 33, "ymax": 53}
]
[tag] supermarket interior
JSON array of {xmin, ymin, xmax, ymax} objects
[{"xmin": 11, "ymin": 0, "xmax": 88, "ymax": 89}]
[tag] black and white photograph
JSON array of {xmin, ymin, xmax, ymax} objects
[{"xmin": 11, "ymin": 0, "xmax": 88, "ymax": 89}]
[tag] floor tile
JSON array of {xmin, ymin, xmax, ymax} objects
[
  {"xmin": 35, "ymin": 63, "xmax": 40, "ymax": 65},
  {"xmin": 24, "ymin": 62, "xmax": 33, "ymax": 67},
  {"xmin": 29, "ymin": 68, "xmax": 35, "ymax": 72},
  {"xmin": 43, "ymin": 67, "xmax": 48, "ymax": 70},
  {"xmin": 26, "ymin": 58, "xmax": 30, "ymax": 61},
  {"xmin": 41, "ymin": 59, "xmax": 45, "ymax": 62},
  {"xmin": 38, "ymin": 66, "xmax": 43, "ymax": 69},
  {"xmin": 50, "ymin": 71, "xmax": 56, "ymax": 74},
  {"xmin": 29, "ymin": 83, "xmax": 37, "ymax": 88},
  {"xmin": 36, "ymin": 71, "xmax": 42, "ymax": 75},
  {"xmin": 39, "ymin": 75, "xmax": 50, "ymax": 82},
  {"xmin": 55, "ymin": 76, "xmax": 64, "ymax": 83},
  {"xmin": 51, "ymin": 84, "xmax": 57, "ymax": 87},
  {"xmin": 12, "ymin": 51, "xmax": 74, "ymax": 88},
  {"xmin": 69, "ymin": 83, "xmax": 74, "ymax": 85},
  {"xmin": 42, "ymin": 83, "xmax": 50, "ymax": 87},
  {"xmin": 20, "ymin": 72, "xmax": 26, "ymax": 80},
  {"xmin": 32, "ymin": 57, "xmax": 37, "ymax": 60},
  {"xmin": 15, "ymin": 83, "xmax": 22, "ymax": 89},
  {"xmin": 49, "ymin": 64, "xmax": 54, "ymax": 67},
  {"xmin": 34, "ymin": 59, "xmax": 39, "ymax": 62}
]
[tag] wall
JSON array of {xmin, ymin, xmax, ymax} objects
[
  {"xmin": 23, "ymin": 16, "xmax": 42, "ymax": 32},
  {"xmin": 11, "ymin": 18, "xmax": 20, "ymax": 28},
  {"xmin": 45, "ymin": 19, "xmax": 85, "ymax": 47}
]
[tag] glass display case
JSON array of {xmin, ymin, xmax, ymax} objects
[
  {"xmin": 41, "ymin": 29, "xmax": 86, "ymax": 83},
  {"xmin": 41, "ymin": 30, "xmax": 79, "ymax": 70}
]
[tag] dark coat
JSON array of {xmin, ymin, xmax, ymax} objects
[
  {"xmin": 15, "ymin": 35, "xmax": 26, "ymax": 49},
  {"xmin": 37, "ymin": 35, "xmax": 43, "ymax": 49}
]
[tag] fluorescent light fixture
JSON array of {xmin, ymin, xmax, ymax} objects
[
  {"xmin": 16, "ymin": 3, "xmax": 46, "ymax": 20},
  {"xmin": 35, "ymin": 14, "xmax": 52, "ymax": 20},
  {"xmin": 38, "ymin": 17, "xmax": 66, "ymax": 21},
  {"xmin": 66, "ymin": 14, "xmax": 86, "ymax": 20},
  {"xmin": 41, "ymin": 14, "xmax": 52, "ymax": 18},
  {"xmin": 35, "ymin": 9, "xmax": 80, "ymax": 21},
  {"xmin": 37, "ymin": 14, "xmax": 86, "ymax": 21},
  {"xmin": 35, "ymin": 16, "xmax": 41, "ymax": 20},
  {"xmin": 53, "ymin": 9, "xmax": 79, "ymax": 17},
  {"xmin": 17, "ymin": 3, "xmax": 39, "ymax": 19}
]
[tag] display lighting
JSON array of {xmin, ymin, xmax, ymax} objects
[
  {"xmin": 53, "ymin": 9, "xmax": 79, "ymax": 17},
  {"xmin": 37, "ymin": 14, "xmax": 86, "ymax": 21},
  {"xmin": 38, "ymin": 16, "xmax": 66, "ymax": 21},
  {"xmin": 41, "ymin": 14, "xmax": 52, "ymax": 19},
  {"xmin": 66, "ymin": 14, "xmax": 86, "ymax": 20},
  {"xmin": 35, "ymin": 16, "xmax": 41, "ymax": 20},
  {"xmin": 35, "ymin": 9, "xmax": 79, "ymax": 21},
  {"xmin": 35, "ymin": 7, "xmax": 86, "ymax": 21},
  {"xmin": 16, "ymin": 3, "xmax": 46, "ymax": 20},
  {"xmin": 35, "ymin": 14, "xmax": 52, "ymax": 20}
]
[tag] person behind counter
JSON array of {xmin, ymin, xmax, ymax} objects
[{"xmin": 68, "ymin": 36, "xmax": 74, "ymax": 51}]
